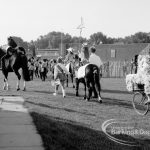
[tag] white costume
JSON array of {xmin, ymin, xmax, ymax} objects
[
  {"xmin": 126, "ymin": 55, "xmax": 150, "ymax": 94},
  {"xmin": 89, "ymin": 53, "xmax": 103, "ymax": 68}
]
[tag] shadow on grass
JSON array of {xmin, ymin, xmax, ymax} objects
[
  {"xmin": 101, "ymin": 89, "xmax": 131, "ymax": 95},
  {"xmin": 26, "ymin": 101, "xmax": 95, "ymax": 116},
  {"xmin": 30, "ymin": 112, "xmax": 150, "ymax": 150},
  {"xmin": 27, "ymin": 90, "xmax": 53, "ymax": 95},
  {"xmin": 99, "ymin": 98, "xmax": 133, "ymax": 109},
  {"xmin": 69, "ymin": 92, "xmax": 133, "ymax": 110}
]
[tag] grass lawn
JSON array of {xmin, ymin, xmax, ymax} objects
[{"xmin": 0, "ymin": 72, "xmax": 150, "ymax": 150}]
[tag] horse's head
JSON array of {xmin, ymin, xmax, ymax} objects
[{"xmin": 7, "ymin": 37, "xmax": 17, "ymax": 48}]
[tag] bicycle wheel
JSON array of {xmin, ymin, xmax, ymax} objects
[{"xmin": 132, "ymin": 92, "xmax": 149, "ymax": 115}]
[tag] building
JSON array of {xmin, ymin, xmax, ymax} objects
[
  {"xmin": 36, "ymin": 49, "xmax": 60, "ymax": 60},
  {"xmin": 92, "ymin": 43, "xmax": 150, "ymax": 77},
  {"xmin": 95, "ymin": 43, "xmax": 149, "ymax": 62}
]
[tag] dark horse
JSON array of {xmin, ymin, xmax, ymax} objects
[
  {"xmin": 1, "ymin": 46, "xmax": 30, "ymax": 91},
  {"xmin": 76, "ymin": 63, "xmax": 102, "ymax": 102}
]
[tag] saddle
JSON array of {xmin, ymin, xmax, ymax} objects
[{"xmin": 77, "ymin": 64, "xmax": 89, "ymax": 79}]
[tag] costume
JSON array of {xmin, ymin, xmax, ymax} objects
[
  {"xmin": 54, "ymin": 63, "xmax": 70, "ymax": 81},
  {"xmin": 89, "ymin": 53, "xmax": 103, "ymax": 68},
  {"xmin": 80, "ymin": 47, "xmax": 89, "ymax": 61},
  {"xmin": 126, "ymin": 55, "xmax": 150, "ymax": 94},
  {"xmin": 53, "ymin": 63, "xmax": 70, "ymax": 97}
]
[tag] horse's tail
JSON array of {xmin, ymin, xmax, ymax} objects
[
  {"xmin": 22, "ymin": 56, "xmax": 30, "ymax": 81},
  {"xmin": 93, "ymin": 66, "xmax": 99, "ymax": 82},
  {"xmin": 93, "ymin": 65, "xmax": 101, "ymax": 92}
]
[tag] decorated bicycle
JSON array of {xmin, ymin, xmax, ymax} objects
[{"xmin": 126, "ymin": 47, "xmax": 150, "ymax": 115}]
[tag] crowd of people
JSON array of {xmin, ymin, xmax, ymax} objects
[
  {"xmin": 26, "ymin": 43, "xmax": 103, "ymax": 98},
  {"xmin": 27, "ymin": 57, "xmax": 50, "ymax": 81}
]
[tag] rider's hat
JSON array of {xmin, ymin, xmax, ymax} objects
[
  {"xmin": 7, "ymin": 36, "xmax": 17, "ymax": 48},
  {"xmin": 67, "ymin": 47, "xmax": 74, "ymax": 53},
  {"xmin": 82, "ymin": 42, "xmax": 88, "ymax": 47}
]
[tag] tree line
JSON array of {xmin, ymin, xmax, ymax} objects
[{"xmin": 2, "ymin": 31, "xmax": 150, "ymax": 56}]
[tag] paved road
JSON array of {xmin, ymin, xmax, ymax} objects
[{"xmin": 0, "ymin": 96, "xmax": 44, "ymax": 150}]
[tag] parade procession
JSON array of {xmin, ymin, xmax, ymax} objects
[{"xmin": 0, "ymin": 0, "xmax": 150, "ymax": 150}]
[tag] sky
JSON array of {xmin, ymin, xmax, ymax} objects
[{"xmin": 0, "ymin": 0, "xmax": 150, "ymax": 45}]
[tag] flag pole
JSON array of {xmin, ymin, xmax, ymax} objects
[{"xmin": 77, "ymin": 17, "xmax": 85, "ymax": 51}]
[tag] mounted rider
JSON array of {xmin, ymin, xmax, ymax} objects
[
  {"xmin": 78, "ymin": 43, "xmax": 89, "ymax": 65},
  {"xmin": 5, "ymin": 36, "xmax": 18, "ymax": 58},
  {"xmin": 89, "ymin": 46, "xmax": 103, "ymax": 68},
  {"xmin": 65, "ymin": 47, "xmax": 74, "ymax": 63},
  {"xmin": 64, "ymin": 47, "xmax": 75, "ymax": 72},
  {"xmin": 89, "ymin": 46, "xmax": 103, "ymax": 76}
]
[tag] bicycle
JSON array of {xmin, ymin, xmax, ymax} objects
[{"xmin": 132, "ymin": 84, "xmax": 149, "ymax": 115}]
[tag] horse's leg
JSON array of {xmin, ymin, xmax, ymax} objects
[
  {"xmin": 71, "ymin": 74, "xmax": 75, "ymax": 88},
  {"xmin": 23, "ymin": 81, "xmax": 26, "ymax": 91},
  {"xmin": 3, "ymin": 71, "xmax": 9, "ymax": 90},
  {"xmin": 66, "ymin": 75, "xmax": 69, "ymax": 87},
  {"xmin": 95, "ymin": 79, "xmax": 102, "ymax": 103},
  {"xmin": 4, "ymin": 78, "xmax": 9, "ymax": 90},
  {"xmin": 82, "ymin": 78, "xmax": 86, "ymax": 99},
  {"xmin": 16, "ymin": 79, "xmax": 20, "ymax": 91},
  {"xmin": 91, "ymin": 81, "xmax": 98, "ymax": 98},
  {"xmin": 85, "ymin": 78, "xmax": 92, "ymax": 101},
  {"xmin": 3, "ymin": 79, "xmax": 6, "ymax": 90},
  {"xmin": 75, "ymin": 78, "xmax": 79, "ymax": 96},
  {"xmin": 13, "ymin": 69, "xmax": 21, "ymax": 91}
]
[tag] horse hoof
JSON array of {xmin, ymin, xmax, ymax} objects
[
  {"xmin": 98, "ymin": 100, "xmax": 102, "ymax": 103},
  {"xmin": 84, "ymin": 97, "xmax": 86, "ymax": 99},
  {"xmin": 73, "ymin": 85, "xmax": 75, "ymax": 88},
  {"xmin": 86, "ymin": 98, "xmax": 89, "ymax": 101},
  {"xmin": 5, "ymin": 86, "xmax": 9, "ymax": 91},
  {"xmin": 3, "ymin": 86, "xmax": 6, "ymax": 90},
  {"xmin": 76, "ymin": 93, "xmax": 78, "ymax": 96},
  {"xmin": 23, "ymin": 88, "xmax": 26, "ymax": 91},
  {"xmin": 98, "ymin": 97, "xmax": 102, "ymax": 103},
  {"xmin": 17, "ymin": 88, "xmax": 20, "ymax": 91}
]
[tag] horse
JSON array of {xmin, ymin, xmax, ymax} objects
[
  {"xmin": 75, "ymin": 55, "xmax": 102, "ymax": 102},
  {"xmin": 1, "ymin": 47, "xmax": 30, "ymax": 91}
]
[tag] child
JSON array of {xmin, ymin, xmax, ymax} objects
[{"xmin": 53, "ymin": 57, "xmax": 70, "ymax": 97}]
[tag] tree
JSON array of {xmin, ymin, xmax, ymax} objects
[
  {"xmin": 28, "ymin": 41, "xmax": 36, "ymax": 57},
  {"xmin": 12, "ymin": 36, "xmax": 28, "ymax": 49},
  {"xmin": 132, "ymin": 32, "xmax": 150, "ymax": 43},
  {"xmin": 89, "ymin": 32, "xmax": 107, "ymax": 45}
]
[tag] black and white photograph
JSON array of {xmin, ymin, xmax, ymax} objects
[{"xmin": 0, "ymin": 0, "xmax": 150, "ymax": 149}]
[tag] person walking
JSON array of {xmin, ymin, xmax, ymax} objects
[{"xmin": 53, "ymin": 57, "xmax": 70, "ymax": 97}]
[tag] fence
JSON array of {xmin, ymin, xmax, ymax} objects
[{"xmin": 101, "ymin": 61, "xmax": 134, "ymax": 78}]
